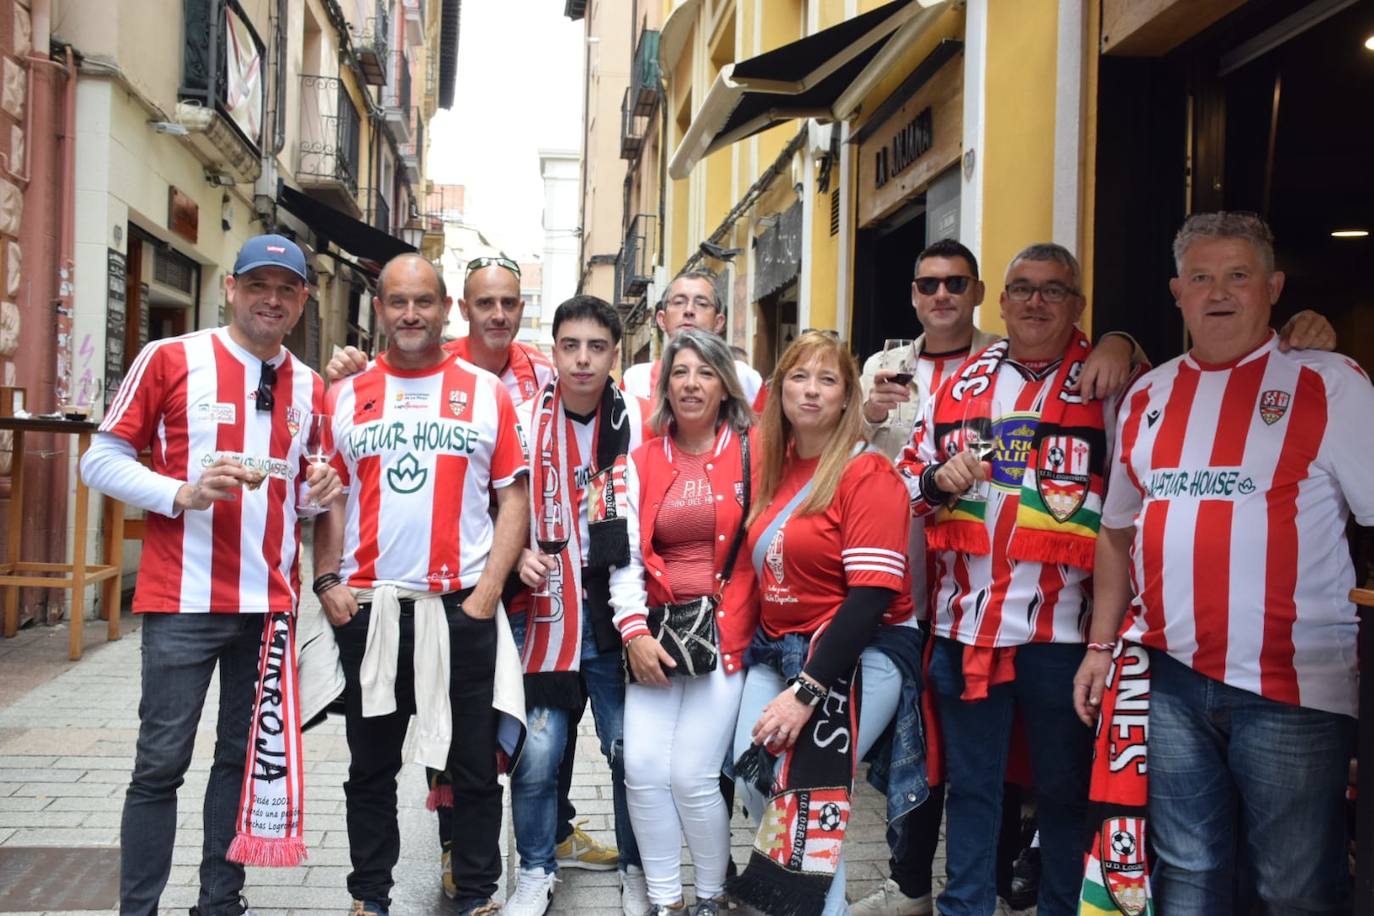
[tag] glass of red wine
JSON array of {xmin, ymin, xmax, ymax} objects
[
  {"xmin": 534, "ymin": 499, "xmax": 570, "ymax": 598},
  {"xmin": 883, "ymin": 338, "xmax": 916, "ymax": 386}
]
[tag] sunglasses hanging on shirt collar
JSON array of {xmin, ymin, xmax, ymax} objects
[{"xmin": 256, "ymin": 362, "xmax": 277, "ymax": 413}]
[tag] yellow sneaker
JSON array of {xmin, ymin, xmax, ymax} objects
[
  {"xmin": 554, "ymin": 821, "xmax": 619, "ymax": 871},
  {"xmin": 442, "ymin": 849, "xmax": 458, "ymax": 900}
]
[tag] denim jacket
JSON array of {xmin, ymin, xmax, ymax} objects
[{"xmin": 742, "ymin": 624, "xmax": 930, "ymax": 856}]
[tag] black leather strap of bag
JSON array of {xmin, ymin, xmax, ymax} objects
[{"xmin": 714, "ymin": 432, "xmax": 751, "ymax": 598}]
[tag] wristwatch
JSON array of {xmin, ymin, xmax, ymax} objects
[{"xmin": 788, "ymin": 676, "xmax": 825, "ymax": 708}]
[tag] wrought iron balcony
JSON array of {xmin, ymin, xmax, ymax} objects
[
  {"xmin": 176, "ymin": 0, "xmax": 265, "ymax": 181},
  {"xmin": 619, "ymin": 213, "xmax": 656, "ymax": 302},
  {"xmin": 621, "ymin": 86, "xmax": 647, "ymax": 160},
  {"xmin": 402, "ymin": 113, "xmax": 423, "ymax": 185},
  {"xmin": 383, "ymin": 51, "xmax": 413, "ymax": 142},
  {"xmin": 630, "ymin": 29, "xmax": 661, "ymax": 117},
  {"xmin": 353, "ymin": 0, "xmax": 389, "ymax": 86},
  {"xmin": 364, "ymin": 188, "xmax": 393, "ymax": 234},
  {"xmin": 297, "ymin": 75, "xmax": 362, "ymax": 211}
]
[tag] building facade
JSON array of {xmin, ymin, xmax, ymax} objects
[{"xmin": 0, "ymin": 0, "xmax": 460, "ymax": 627}]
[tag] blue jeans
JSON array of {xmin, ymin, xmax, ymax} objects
[
  {"xmin": 121, "ymin": 613, "xmax": 264, "ymax": 916},
  {"xmin": 732, "ymin": 647, "xmax": 903, "ymax": 916},
  {"xmin": 928, "ymin": 638, "xmax": 1092, "ymax": 916},
  {"xmin": 510, "ymin": 614, "xmax": 640, "ymax": 873},
  {"xmin": 1147, "ymin": 649, "xmax": 1354, "ymax": 915}
]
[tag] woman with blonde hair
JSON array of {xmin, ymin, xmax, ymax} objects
[
  {"xmin": 611, "ymin": 329, "xmax": 759, "ymax": 916},
  {"xmin": 728, "ymin": 331, "xmax": 920, "ymax": 916}
]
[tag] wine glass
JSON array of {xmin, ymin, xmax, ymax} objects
[
  {"xmin": 303, "ymin": 414, "xmax": 334, "ymax": 467},
  {"xmin": 534, "ymin": 500, "xmax": 570, "ymax": 598},
  {"xmin": 960, "ymin": 396, "xmax": 995, "ymax": 501},
  {"xmin": 301, "ymin": 415, "xmax": 334, "ymax": 505},
  {"xmin": 882, "ymin": 338, "xmax": 916, "ymax": 386}
]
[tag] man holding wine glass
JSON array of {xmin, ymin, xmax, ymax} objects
[
  {"xmin": 504, "ymin": 296, "xmax": 655, "ymax": 916},
  {"xmin": 311, "ymin": 253, "xmax": 530, "ymax": 916},
  {"xmin": 896, "ymin": 243, "xmax": 1142, "ymax": 916}
]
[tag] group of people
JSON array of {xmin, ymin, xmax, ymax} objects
[{"xmin": 82, "ymin": 208, "xmax": 1371, "ymax": 916}]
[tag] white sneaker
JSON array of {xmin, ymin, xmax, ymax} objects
[
  {"xmin": 620, "ymin": 865, "xmax": 652, "ymax": 916},
  {"xmin": 848, "ymin": 879, "xmax": 932, "ymax": 916},
  {"xmin": 506, "ymin": 867, "xmax": 558, "ymax": 916}
]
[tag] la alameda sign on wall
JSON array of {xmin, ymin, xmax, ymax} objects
[{"xmin": 874, "ymin": 107, "xmax": 934, "ymax": 189}]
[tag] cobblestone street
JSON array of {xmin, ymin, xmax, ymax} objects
[{"xmin": 0, "ymin": 592, "xmax": 925, "ymax": 915}]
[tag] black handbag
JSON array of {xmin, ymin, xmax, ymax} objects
[{"xmin": 626, "ymin": 434, "xmax": 750, "ymax": 683}]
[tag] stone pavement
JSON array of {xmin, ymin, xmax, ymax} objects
[{"xmin": 0, "ymin": 605, "xmax": 941, "ymax": 916}]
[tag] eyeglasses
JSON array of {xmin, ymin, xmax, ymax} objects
[
  {"xmin": 255, "ymin": 362, "xmax": 276, "ymax": 413},
  {"xmin": 465, "ymin": 256, "xmax": 521, "ymax": 278},
  {"xmin": 664, "ymin": 294, "xmax": 717, "ymax": 312},
  {"xmin": 1005, "ymin": 282, "xmax": 1079, "ymax": 304},
  {"xmin": 914, "ymin": 275, "xmax": 974, "ymax": 296}
]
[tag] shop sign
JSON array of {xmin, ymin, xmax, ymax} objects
[
  {"xmin": 874, "ymin": 107, "xmax": 934, "ymax": 189},
  {"xmin": 856, "ymin": 54, "xmax": 963, "ymax": 228},
  {"xmin": 168, "ymin": 186, "xmax": 199, "ymax": 244}
]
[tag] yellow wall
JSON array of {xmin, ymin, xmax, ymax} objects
[{"xmin": 978, "ymin": 0, "xmax": 1060, "ymax": 335}]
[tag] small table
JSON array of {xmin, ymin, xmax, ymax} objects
[{"xmin": 0, "ymin": 416, "xmax": 124, "ymax": 659}]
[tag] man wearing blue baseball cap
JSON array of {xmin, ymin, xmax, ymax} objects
[{"xmin": 81, "ymin": 233, "xmax": 339, "ymax": 916}]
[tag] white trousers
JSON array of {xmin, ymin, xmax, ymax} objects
[{"xmin": 623, "ymin": 663, "xmax": 746, "ymax": 904}]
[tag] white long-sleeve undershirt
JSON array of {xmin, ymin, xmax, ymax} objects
[{"xmin": 79, "ymin": 433, "xmax": 186, "ymax": 518}]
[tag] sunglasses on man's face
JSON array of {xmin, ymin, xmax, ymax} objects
[
  {"xmin": 466, "ymin": 256, "xmax": 521, "ymax": 279},
  {"xmin": 914, "ymin": 275, "xmax": 974, "ymax": 296},
  {"xmin": 255, "ymin": 362, "xmax": 276, "ymax": 413}
]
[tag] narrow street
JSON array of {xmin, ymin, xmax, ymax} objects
[{"xmin": 0, "ymin": 561, "xmax": 908, "ymax": 915}]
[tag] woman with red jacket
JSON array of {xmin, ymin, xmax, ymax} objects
[{"xmin": 611, "ymin": 329, "xmax": 759, "ymax": 916}]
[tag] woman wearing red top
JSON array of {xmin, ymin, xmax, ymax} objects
[
  {"xmin": 611, "ymin": 330, "xmax": 759, "ymax": 916},
  {"xmin": 731, "ymin": 331, "xmax": 915, "ymax": 916}
]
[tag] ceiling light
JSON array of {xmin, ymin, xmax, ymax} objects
[
  {"xmin": 1365, "ymin": 34, "xmax": 1374, "ymax": 51},
  {"xmin": 1331, "ymin": 229, "xmax": 1370, "ymax": 238}
]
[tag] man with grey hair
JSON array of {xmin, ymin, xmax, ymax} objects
[
  {"xmin": 897, "ymin": 242, "xmax": 1141, "ymax": 916},
  {"xmin": 621, "ymin": 270, "xmax": 765, "ymax": 408},
  {"xmin": 1073, "ymin": 211, "xmax": 1374, "ymax": 913}
]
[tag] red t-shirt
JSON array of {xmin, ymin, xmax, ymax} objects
[
  {"xmin": 749, "ymin": 449, "xmax": 915, "ymax": 636},
  {"xmin": 652, "ymin": 449, "xmax": 719, "ymax": 599}
]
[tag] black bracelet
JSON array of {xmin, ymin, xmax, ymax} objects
[
  {"xmin": 312, "ymin": 573, "xmax": 342, "ymax": 596},
  {"xmin": 920, "ymin": 463, "xmax": 954, "ymax": 504}
]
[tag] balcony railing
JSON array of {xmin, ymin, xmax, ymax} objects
[
  {"xmin": 630, "ymin": 29, "xmax": 661, "ymax": 117},
  {"xmin": 621, "ymin": 86, "xmax": 647, "ymax": 160},
  {"xmin": 382, "ymin": 51, "xmax": 413, "ymax": 142},
  {"xmin": 402, "ymin": 112, "xmax": 423, "ymax": 184},
  {"xmin": 618, "ymin": 213, "xmax": 656, "ymax": 303},
  {"xmin": 353, "ymin": 0, "xmax": 389, "ymax": 85},
  {"xmin": 297, "ymin": 75, "xmax": 362, "ymax": 200},
  {"xmin": 177, "ymin": 0, "xmax": 265, "ymax": 179}
]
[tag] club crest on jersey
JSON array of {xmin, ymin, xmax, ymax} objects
[
  {"xmin": 1036, "ymin": 435, "xmax": 1091, "ymax": 522},
  {"xmin": 1258, "ymin": 389, "xmax": 1290, "ymax": 425},
  {"xmin": 1100, "ymin": 817, "xmax": 1149, "ymax": 916},
  {"xmin": 734, "ymin": 481, "xmax": 745, "ymax": 507},
  {"xmin": 448, "ymin": 389, "xmax": 469, "ymax": 418},
  {"xmin": 765, "ymin": 530, "xmax": 785, "ymax": 585},
  {"xmin": 522, "ymin": 379, "xmax": 536, "ymax": 399},
  {"xmin": 285, "ymin": 407, "xmax": 303, "ymax": 437}
]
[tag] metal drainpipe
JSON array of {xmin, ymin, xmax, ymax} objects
[{"xmin": 56, "ymin": 45, "xmax": 76, "ymax": 407}]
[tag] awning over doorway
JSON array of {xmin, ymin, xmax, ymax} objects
[
  {"xmin": 667, "ymin": 0, "xmax": 947, "ymax": 179},
  {"xmin": 277, "ymin": 185, "xmax": 416, "ymax": 266}
]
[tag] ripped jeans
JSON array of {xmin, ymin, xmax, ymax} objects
[{"xmin": 509, "ymin": 627, "xmax": 640, "ymax": 874}]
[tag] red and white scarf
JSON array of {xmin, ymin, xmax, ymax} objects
[
  {"xmin": 926, "ymin": 329, "xmax": 1109, "ymax": 571},
  {"xmin": 522, "ymin": 381, "xmax": 639, "ymax": 687},
  {"xmin": 227, "ymin": 612, "xmax": 307, "ymax": 867}
]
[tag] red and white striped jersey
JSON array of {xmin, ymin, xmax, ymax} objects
[
  {"xmin": 899, "ymin": 357, "xmax": 1126, "ymax": 646},
  {"xmin": 748, "ymin": 450, "xmax": 915, "ymax": 637},
  {"xmin": 100, "ymin": 328, "xmax": 324, "ymax": 614},
  {"xmin": 446, "ymin": 337, "xmax": 554, "ymax": 408},
  {"xmin": 1104, "ymin": 336, "xmax": 1374, "ymax": 716},
  {"xmin": 514, "ymin": 392, "xmax": 653, "ymax": 567},
  {"xmin": 328, "ymin": 350, "xmax": 529, "ymax": 592}
]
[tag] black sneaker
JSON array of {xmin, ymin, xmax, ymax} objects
[
  {"xmin": 189, "ymin": 895, "xmax": 258, "ymax": 916},
  {"xmin": 1005, "ymin": 846, "xmax": 1040, "ymax": 910}
]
